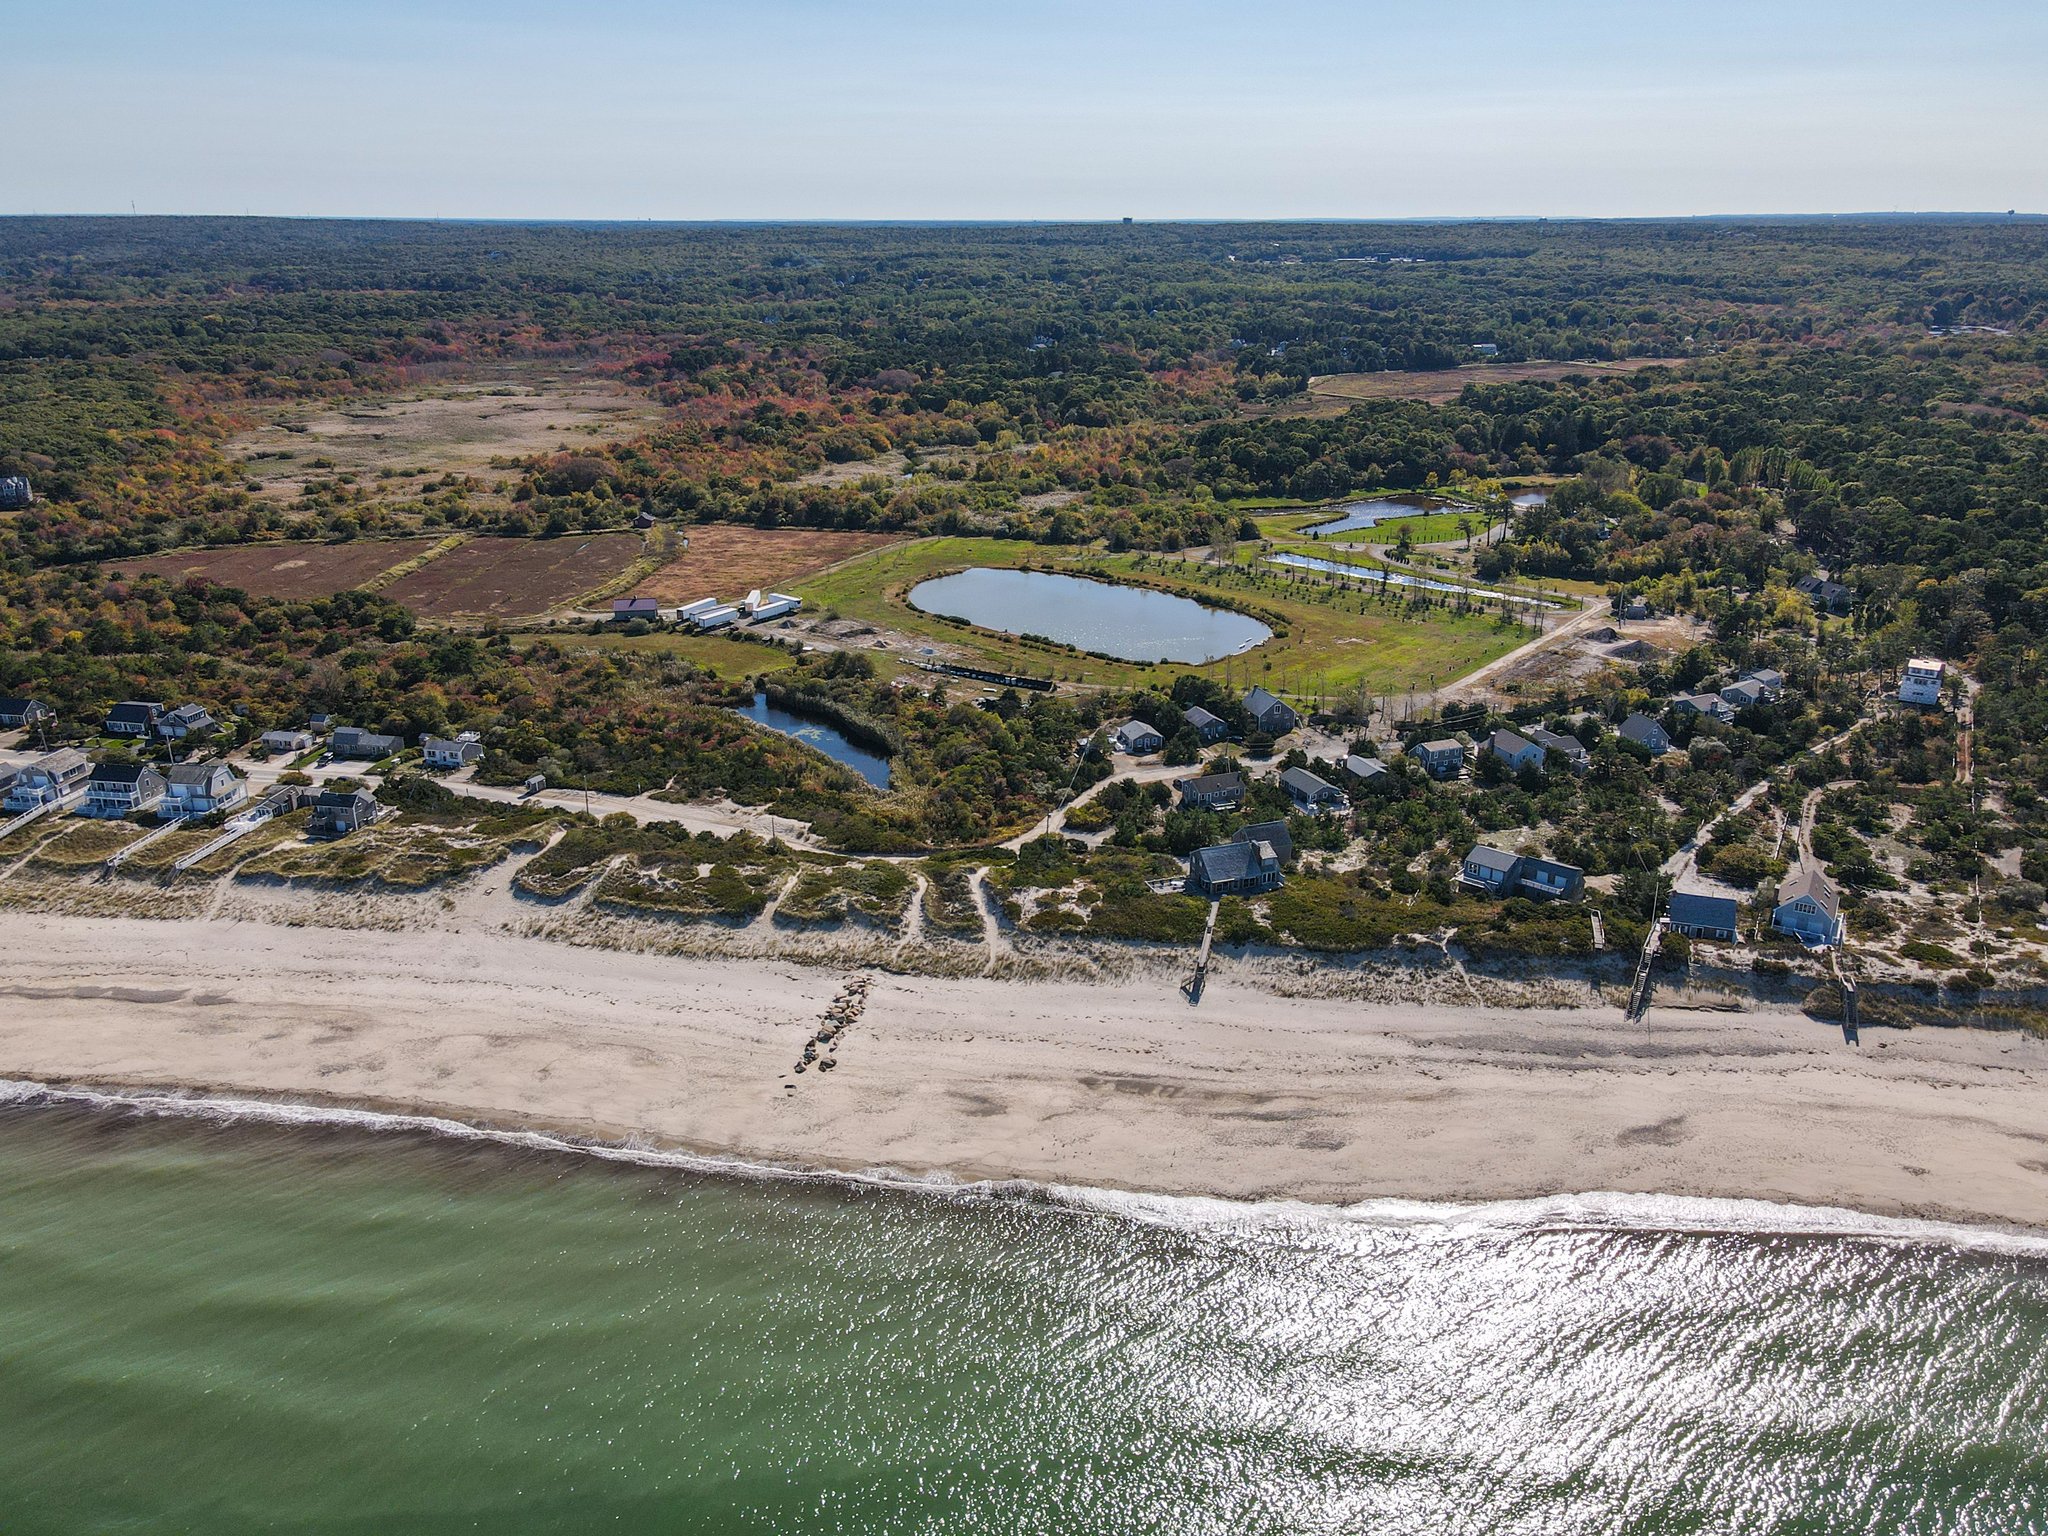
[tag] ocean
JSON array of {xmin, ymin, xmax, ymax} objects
[{"xmin": 2, "ymin": 1084, "xmax": 2045, "ymax": 1534}]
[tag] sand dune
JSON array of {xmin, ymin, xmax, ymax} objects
[{"xmin": 0, "ymin": 909, "xmax": 2044, "ymax": 1230}]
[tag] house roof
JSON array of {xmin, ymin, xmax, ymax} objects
[
  {"xmin": 31, "ymin": 748, "xmax": 88, "ymax": 776},
  {"xmin": 1190, "ymin": 840, "xmax": 1274, "ymax": 885},
  {"xmin": 1344, "ymin": 754, "xmax": 1388, "ymax": 778},
  {"xmin": 1619, "ymin": 713, "xmax": 1665, "ymax": 743},
  {"xmin": 0, "ymin": 697, "xmax": 45, "ymax": 714},
  {"xmin": 1464, "ymin": 844, "xmax": 1521, "ymax": 874},
  {"xmin": 1488, "ymin": 728, "xmax": 1538, "ymax": 757},
  {"xmin": 1183, "ymin": 705, "xmax": 1225, "ymax": 729},
  {"xmin": 161, "ymin": 703, "xmax": 214, "ymax": 726},
  {"xmin": 1113, "ymin": 719, "xmax": 1160, "ymax": 745},
  {"xmin": 422, "ymin": 735, "xmax": 480, "ymax": 753},
  {"xmin": 90, "ymin": 760, "xmax": 155, "ymax": 785},
  {"xmin": 106, "ymin": 701, "xmax": 162, "ymax": 722},
  {"xmin": 315, "ymin": 788, "xmax": 378, "ymax": 809},
  {"xmin": 1669, "ymin": 888, "xmax": 1739, "ymax": 923},
  {"xmin": 1776, "ymin": 864, "xmax": 1839, "ymax": 916},
  {"xmin": 1526, "ymin": 726, "xmax": 1587, "ymax": 758},
  {"xmin": 166, "ymin": 762, "xmax": 237, "ymax": 787},
  {"xmin": 1177, "ymin": 770, "xmax": 1244, "ymax": 795},
  {"xmin": 1416, "ymin": 738, "xmax": 1464, "ymax": 756},
  {"xmin": 1743, "ymin": 668, "xmax": 1784, "ymax": 689},
  {"xmin": 1279, "ymin": 766, "xmax": 1341, "ymax": 798},
  {"xmin": 1243, "ymin": 686, "xmax": 1290, "ymax": 717},
  {"xmin": 1236, "ymin": 819, "xmax": 1293, "ymax": 862}
]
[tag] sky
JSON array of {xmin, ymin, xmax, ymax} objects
[{"xmin": 6, "ymin": 0, "xmax": 2046, "ymax": 220}]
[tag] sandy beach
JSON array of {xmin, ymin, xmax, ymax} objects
[{"xmin": 1, "ymin": 908, "xmax": 2044, "ymax": 1230}]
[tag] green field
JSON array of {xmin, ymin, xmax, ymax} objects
[
  {"xmin": 524, "ymin": 628, "xmax": 805, "ymax": 681},
  {"xmin": 790, "ymin": 535, "xmax": 1535, "ymax": 699}
]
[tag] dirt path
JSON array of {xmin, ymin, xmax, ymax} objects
[
  {"xmin": 1439, "ymin": 596, "xmax": 1609, "ymax": 704},
  {"xmin": 967, "ymin": 865, "xmax": 1007, "ymax": 972}
]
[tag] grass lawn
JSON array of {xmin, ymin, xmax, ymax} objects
[{"xmin": 790, "ymin": 535, "xmax": 1534, "ymax": 700}]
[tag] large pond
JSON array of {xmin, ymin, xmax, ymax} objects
[
  {"xmin": 1305, "ymin": 496, "xmax": 1460, "ymax": 537},
  {"xmin": 908, "ymin": 568, "xmax": 1270, "ymax": 665},
  {"xmin": 732, "ymin": 692, "xmax": 891, "ymax": 789},
  {"xmin": 1268, "ymin": 552, "xmax": 1560, "ymax": 609}
]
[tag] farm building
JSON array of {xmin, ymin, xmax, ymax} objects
[
  {"xmin": 1668, "ymin": 887, "xmax": 1741, "ymax": 941},
  {"xmin": 1112, "ymin": 720, "xmax": 1164, "ymax": 755},
  {"xmin": 4, "ymin": 749, "xmax": 91, "ymax": 811},
  {"xmin": 1186, "ymin": 838, "xmax": 1284, "ymax": 898},
  {"xmin": 611, "ymin": 596, "xmax": 662, "ymax": 623},
  {"xmin": 744, "ymin": 590, "xmax": 803, "ymax": 622},
  {"xmin": 1242, "ymin": 686, "xmax": 1299, "ymax": 735},
  {"xmin": 1279, "ymin": 766, "xmax": 1346, "ymax": 813},
  {"xmin": 162, "ymin": 763, "xmax": 247, "ymax": 817},
  {"xmin": 84, "ymin": 761, "xmax": 167, "ymax": 819},
  {"xmin": 1175, "ymin": 771, "xmax": 1246, "ymax": 811}
]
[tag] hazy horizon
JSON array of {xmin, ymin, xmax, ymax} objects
[{"xmin": 7, "ymin": 0, "xmax": 2046, "ymax": 222}]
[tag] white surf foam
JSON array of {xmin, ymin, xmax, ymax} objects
[{"xmin": 6, "ymin": 1076, "xmax": 2045, "ymax": 1258}]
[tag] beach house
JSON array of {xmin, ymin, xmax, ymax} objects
[
  {"xmin": 1485, "ymin": 728, "xmax": 1547, "ymax": 775},
  {"xmin": 1459, "ymin": 844, "xmax": 1585, "ymax": 902},
  {"xmin": 83, "ymin": 761, "xmax": 167, "ymax": 819},
  {"xmin": 1235, "ymin": 819, "xmax": 1293, "ymax": 862},
  {"xmin": 103, "ymin": 700, "xmax": 163, "ymax": 738},
  {"xmin": 1408, "ymin": 739, "xmax": 1468, "ymax": 780},
  {"xmin": 1279, "ymin": 766, "xmax": 1347, "ymax": 813},
  {"xmin": 0, "ymin": 698, "xmax": 52, "ymax": 730},
  {"xmin": 1185, "ymin": 838, "xmax": 1284, "ymax": 898},
  {"xmin": 3, "ymin": 748, "xmax": 91, "ymax": 811},
  {"xmin": 421, "ymin": 733, "xmax": 484, "ymax": 769},
  {"xmin": 1668, "ymin": 886, "xmax": 1741, "ymax": 941},
  {"xmin": 1618, "ymin": 713, "xmax": 1671, "ymax": 756},
  {"xmin": 1899, "ymin": 658, "xmax": 1945, "ymax": 708},
  {"xmin": 309, "ymin": 787, "xmax": 382, "ymax": 838},
  {"xmin": 1242, "ymin": 686, "xmax": 1299, "ymax": 736},
  {"xmin": 330, "ymin": 726, "xmax": 403, "ymax": 761},
  {"xmin": 260, "ymin": 728, "xmax": 315, "ymax": 755},
  {"xmin": 1773, "ymin": 866, "xmax": 1844, "ymax": 945},
  {"xmin": 1344, "ymin": 754, "xmax": 1389, "ymax": 784},
  {"xmin": 161, "ymin": 762, "xmax": 247, "ymax": 817},
  {"xmin": 1112, "ymin": 719, "xmax": 1164, "ymax": 755},
  {"xmin": 1182, "ymin": 705, "xmax": 1231, "ymax": 745},
  {"xmin": 1174, "ymin": 770, "xmax": 1246, "ymax": 811}
]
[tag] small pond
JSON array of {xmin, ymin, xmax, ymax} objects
[
  {"xmin": 1513, "ymin": 491, "xmax": 1549, "ymax": 508},
  {"xmin": 1267, "ymin": 552, "xmax": 1560, "ymax": 609},
  {"xmin": 907, "ymin": 568, "xmax": 1270, "ymax": 665},
  {"xmin": 732, "ymin": 692, "xmax": 891, "ymax": 789},
  {"xmin": 1304, "ymin": 496, "xmax": 1459, "ymax": 537}
]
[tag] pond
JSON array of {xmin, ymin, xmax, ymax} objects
[
  {"xmin": 732, "ymin": 692, "xmax": 891, "ymax": 789},
  {"xmin": 907, "ymin": 568, "xmax": 1270, "ymax": 665},
  {"xmin": 1304, "ymin": 496, "xmax": 1460, "ymax": 537},
  {"xmin": 1267, "ymin": 552, "xmax": 1561, "ymax": 609},
  {"xmin": 1513, "ymin": 491, "xmax": 1549, "ymax": 508}
]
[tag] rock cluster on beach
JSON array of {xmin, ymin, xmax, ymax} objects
[{"xmin": 793, "ymin": 974, "xmax": 871, "ymax": 1076}]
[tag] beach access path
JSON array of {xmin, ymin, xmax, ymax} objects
[{"xmin": 0, "ymin": 909, "xmax": 2043, "ymax": 1230}]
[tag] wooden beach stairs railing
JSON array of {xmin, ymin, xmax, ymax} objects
[
  {"xmin": 0, "ymin": 791, "xmax": 80, "ymax": 846},
  {"xmin": 102, "ymin": 814, "xmax": 188, "ymax": 877},
  {"xmin": 1829, "ymin": 948, "xmax": 1860, "ymax": 1045},
  {"xmin": 1181, "ymin": 899, "xmax": 1221, "ymax": 1005},
  {"xmin": 1625, "ymin": 915, "xmax": 1666, "ymax": 1022},
  {"xmin": 170, "ymin": 786, "xmax": 306, "ymax": 875}
]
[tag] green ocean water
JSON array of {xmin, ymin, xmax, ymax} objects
[{"xmin": 2, "ymin": 1092, "xmax": 2046, "ymax": 1535}]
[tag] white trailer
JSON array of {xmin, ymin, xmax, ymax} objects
[
  {"xmin": 672, "ymin": 597, "xmax": 723, "ymax": 624},
  {"xmin": 690, "ymin": 604, "xmax": 742, "ymax": 631},
  {"xmin": 746, "ymin": 591, "xmax": 802, "ymax": 623}
]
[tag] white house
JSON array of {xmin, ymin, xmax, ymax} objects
[
  {"xmin": 421, "ymin": 733, "xmax": 484, "ymax": 769},
  {"xmin": 1899, "ymin": 658, "xmax": 1945, "ymax": 707},
  {"xmin": 162, "ymin": 762, "xmax": 247, "ymax": 817}
]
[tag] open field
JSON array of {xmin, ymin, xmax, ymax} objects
[
  {"xmin": 791, "ymin": 536, "xmax": 1532, "ymax": 697},
  {"xmin": 1308, "ymin": 357, "xmax": 1685, "ymax": 406},
  {"xmin": 110, "ymin": 537, "xmax": 442, "ymax": 599},
  {"xmin": 528, "ymin": 628, "xmax": 806, "ymax": 682},
  {"xmin": 227, "ymin": 367, "xmax": 668, "ymax": 503},
  {"xmin": 384, "ymin": 533, "xmax": 642, "ymax": 620},
  {"xmin": 639, "ymin": 524, "xmax": 906, "ymax": 605}
]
